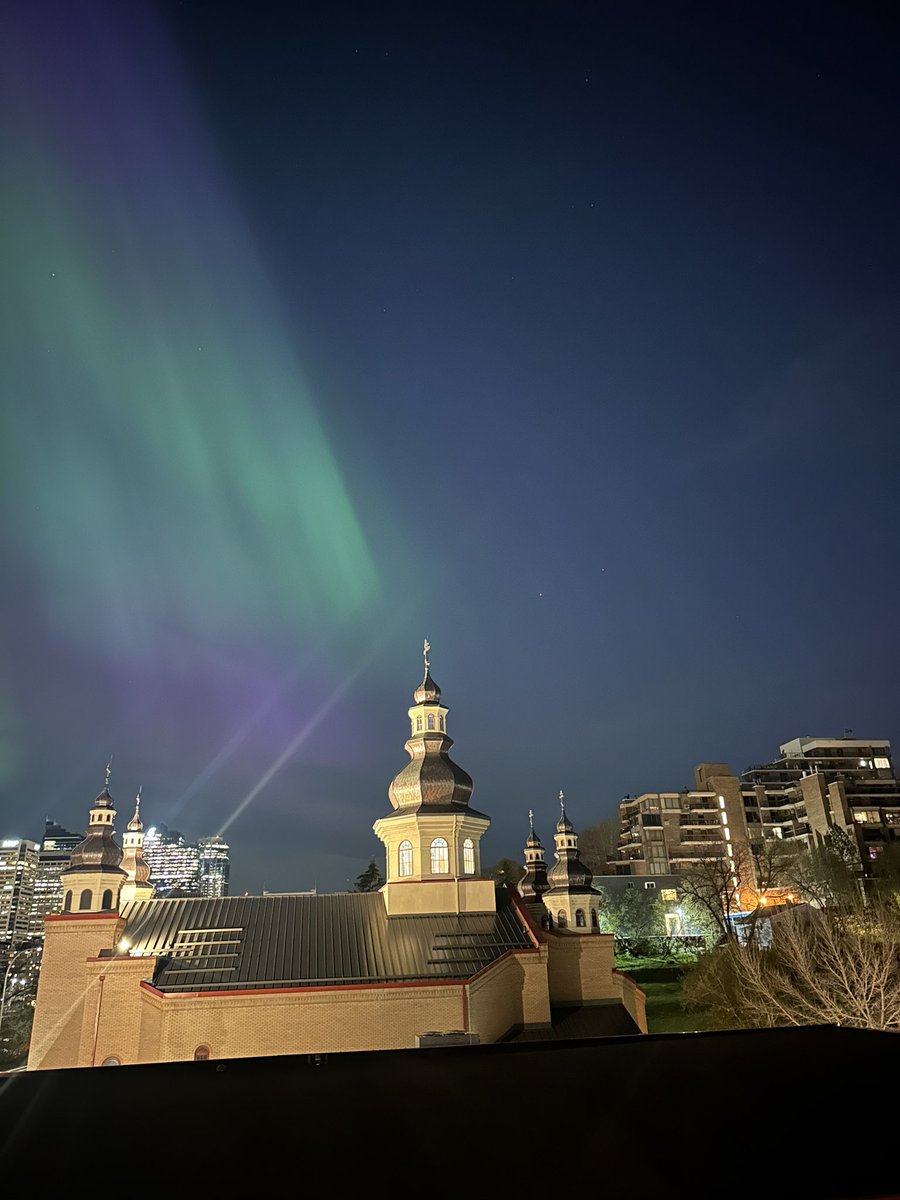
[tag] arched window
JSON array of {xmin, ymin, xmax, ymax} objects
[
  {"xmin": 101, "ymin": 889, "xmax": 113, "ymax": 910},
  {"xmin": 100, "ymin": 1056, "xmax": 121, "ymax": 1067},
  {"xmin": 557, "ymin": 910, "xmax": 567, "ymax": 928},
  {"xmin": 79, "ymin": 889, "xmax": 92, "ymax": 910},
  {"xmin": 430, "ymin": 838, "xmax": 449, "ymax": 874},
  {"xmin": 591, "ymin": 909, "xmax": 598, "ymax": 928},
  {"xmin": 416, "ymin": 716, "xmax": 422, "ymax": 731},
  {"xmin": 439, "ymin": 715, "xmax": 445, "ymax": 731},
  {"xmin": 63, "ymin": 890, "xmax": 72, "ymax": 913},
  {"xmin": 427, "ymin": 714, "xmax": 435, "ymax": 730},
  {"xmin": 575, "ymin": 909, "xmax": 586, "ymax": 927},
  {"xmin": 462, "ymin": 838, "xmax": 475, "ymax": 875},
  {"xmin": 194, "ymin": 1045, "xmax": 211, "ymax": 1061},
  {"xmin": 541, "ymin": 913, "xmax": 551, "ymax": 930},
  {"xmin": 398, "ymin": 840, "xmax": 413, "ymax": 877}
]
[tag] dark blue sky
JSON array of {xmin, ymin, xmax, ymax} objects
[{"xmin": 2, "ymin": 1, "xmax": 898, "ymax": 891}]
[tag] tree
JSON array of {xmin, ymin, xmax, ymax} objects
[
  {"xmin": 353, "ymin": 860, "xmax": 384, "ymax": 892},
  {"xmin": 483, "ymin": 857, "xmax": 525, "ymax": 888},
  {"xmin": 682, "ymin": 890, "xmax": 900, "ymax": 1031},
  {"xmin": 784, "ymin": 826, "xmax": 861, "ymax": 908},
  {"xmin": 676, "ymin": 851, "xmax": 746, "ymax": 942},
  {"xmin": 677, "ymin": 838, "xmax": 802, "ymax": 944},
  {"xmin": 578, "ymin": 817, "xmax": 621, "ymax": 876}
]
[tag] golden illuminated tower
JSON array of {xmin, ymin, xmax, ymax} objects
[
  {"xmin": 543, "ymin": 791, "xmax": 602, "ymax": 932},
  {"xmin": 58, "ymin": 763, "xmax": 126, "ymax": 914},
  {"xmin": 374, "ymin": 641, "xmax": 494, "ymax": 916},
  {"xmin": 119, "ymin": 788, "xmax": 154, "ymax": 903}
]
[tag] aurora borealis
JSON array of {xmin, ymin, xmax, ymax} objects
[{"xmin": 2, "ymin": 1, "xmax": 899, "ymax": 890}]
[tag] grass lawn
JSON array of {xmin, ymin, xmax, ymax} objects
[
  {"xmin": 641, "ymin": 980, "xmax": 716, "ymax": 1034},
  {"xmin": 615, "ymin": 956, "xmax": 718, "ymax": 1034}
]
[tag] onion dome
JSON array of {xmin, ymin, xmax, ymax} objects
[
  {"xmin": 413, "ymin": 639, "xmax": 442, "ymax": 704},
  {"xmin": 520, "ymin": 810, "xmax": 550, "ymax": 901},
  {"xmin": 385, "ymin": 641, "xmax": 484, "ymax": 816},
  {"xmin": 66, "ymin": 764, "xmax": 125, "ymax": 875},
  {"xmin": 121, "ymin": 788, "xmax": 151, "ymax": 887},
  {"xmin": 545, "ymin": 791, "xmax": 596, "ymax": 895},
  {"xmin": 556, "ymin": 790, "xmax": 574, "ymax": 834},
  {"xmin": 127, "ymin": 789, "xmax": 144, "ymax": 832}
]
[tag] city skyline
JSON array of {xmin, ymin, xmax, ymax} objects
[{"xmin": 2, "ymin": 1, "xmax": 899, "ymax": 894}]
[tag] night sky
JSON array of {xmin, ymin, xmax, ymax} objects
[{"xmin": 2, "ymin": 1, "xmax": 898, "ymax": 893}]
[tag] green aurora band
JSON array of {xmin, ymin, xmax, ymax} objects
[{"xmin": 1, "ymin": 4, "xmax": 380, "ymax": 668}]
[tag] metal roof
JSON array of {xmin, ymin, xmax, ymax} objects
[{"xmin": 120, "ymin": 889, "xmax": 533, "ymax": 993}]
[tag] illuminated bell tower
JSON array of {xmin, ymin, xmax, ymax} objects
[
  {"xmin": 543, "ymin": 791, "xmax": 602, "ymax": 933},
  {"xmin": 519, "ymin": 810, "xmax": 550, "ymax": 908},
  {"xmin": 119, "ymin": 788, "xmax": 154, "ymax": 904},
  {"xmin": 374, "ymin": 641, "xmax": 494, "ymax": 917},
  {"xmin": 59, "ymin": 763, "xmax": 127, "ymax": 914}
]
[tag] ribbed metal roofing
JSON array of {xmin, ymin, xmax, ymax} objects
[{"xmin": 120, "ymin": 890, "xmax": 533, "ymax": 994}]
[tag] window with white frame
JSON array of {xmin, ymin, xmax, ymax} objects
[
  {"xmin": 430, "ymin": 838, "xmax": 449, "ymax": 874},
  {"xmin": 399, "ymin": 840, "xmax": 413, "ymax": 877},
  {"xmin": 462, "ymin": 838, "xmax": 475, "ymax": 875}
]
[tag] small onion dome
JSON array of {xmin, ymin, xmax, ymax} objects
[
  {"xmin": 526, "ymin": 828, "xmax": 543, "ymax": 849},
  {"xmin": 556, "ymin": 808, "xmax": 574, "ymax": 834},
  {"xmin": 413, "ymin": 668, "xmax": 441, "ymax": 705},
  {"xmin": 127, "ymin": 792, "xmax": 143, "ymax": 832},
  {"xmin": 93, "ymin": 786, "xmax": 114, "ymax": 809}
]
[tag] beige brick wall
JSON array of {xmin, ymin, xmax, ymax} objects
[
  {"xmin": 80, "ymin": 957, "xmax": 158, "ymax": 1066},
  {"xmin": 615, "ymin": 971, "xmax": 647, "ymax": 1033},
  {"xmin": 546, "ymin": 931, "xmax": 619, "ymax": 1005},
  {"xmin": 28, "ymin": 913, "xmax": 123, "ymax": 1071},
  {"xmin": 467, "ymin": 950, "xmax": 550, "ymax": 1041},
  {"xmin": 145, "ymin": 981, "xmax": 467, "ymax": 1063}
]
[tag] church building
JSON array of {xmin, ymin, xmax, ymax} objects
[{"xmin": 28, "ymin": 647, "xmax": 645, "ymax": 1069}]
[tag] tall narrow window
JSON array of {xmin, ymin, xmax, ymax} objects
[
  {"xmin": 463, "ymin": 838, "xmax": 475, "ymax": 875},
  {"xmin": 427, "ymin": 714, "xmax": 435, "ymax": 730},
  {"xmin": 79, "ymin": 889, "xmax": 92, "ymax": 910},
  {"xmin": 557, "ymin": 910, "xmax": 567, "ymax": 928},
  {"xmin": 398, "ymin": 840, "xmax": 413, "ymax": 877},
  {"xmin": 430, "ymin": 838, "xmax": 449, "ymax": 874},
  {"xmin": 575, "ymin": 909, "xmax": 586, "ymax": 927},
  {"xmin": 591, "ymin": 909, "xmax": 598, "ymax": 928},
  {"xmin": 416, "ymin": 716, "xmax": 422, "ymax": 732},
  {"xmin": 63, "ymin": 890, "xmax": 72, "ymax": 912},
  {"xmin": 101, "ymin": 889, "xmax": 113, "ymax": 910},
  {"xmin": 439, "ymin": 715, "xmax": 445, "ymax": 731}
]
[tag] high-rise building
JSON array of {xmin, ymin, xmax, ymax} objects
[
  {"xmin": 198, "ymin": 836, "xmax": 230, "ymax": 897},
  {"xmin": 143, "ymin": 824, "xmax": 200, "ymax": 896},
  {"xmin": 0, "ymin": 838, "xmax": 40, "ymax": 950},
  {"xmin": 29, "ymin": 820, "xmax": 83, "ymax": 937},
  {"xmin": 611, "ymin": 734, "xmax": 900, "ymax": 884}
]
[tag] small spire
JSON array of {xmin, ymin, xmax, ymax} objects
[
  {"xmin": 105, "ymin": 757, "xmax": 113, "ymax": 791},
  {"xmin": 528, "ymin": 807, "xmax": 535, "ymax": 834},
  {"xmin": 559, "ymin": 789, "xmax": 565, "ymax": 814},
  {"xmin": 135, "ymin": 785, "xmax": 141, "ymax": 815},
  {"xmin": 423, "ymin": 637, "xmax": 431, "ymax": 672}
]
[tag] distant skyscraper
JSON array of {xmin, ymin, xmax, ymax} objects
[
  {"xmin": 0, "ymin": 838, "xmax": 39, "ymax": 949},
  {"xmin": 29, "ymin": 820, "xmax": 83, "ymax": 936},
  {"xmin": 143, "ymin": 824, "xmax": 200, "ymax": 896},
  {"xmin": 198, "ymin": 836, "xmax": 230, "ymax": 897}
]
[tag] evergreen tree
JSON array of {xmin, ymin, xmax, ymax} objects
[{"xmin": 354, "ymin": 859, "xmax": 385, "ymax": 892}]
